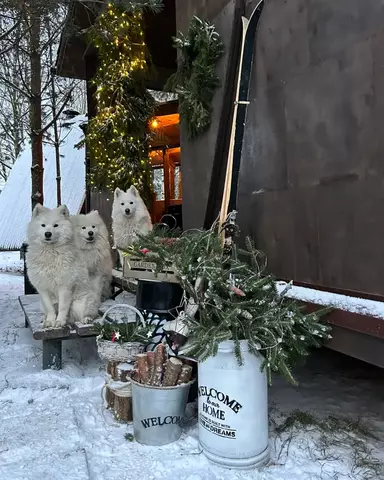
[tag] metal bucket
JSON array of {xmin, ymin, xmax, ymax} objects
[{"xmin": 131, "ymin": 377, "xmax": 194, "ymax": 446}]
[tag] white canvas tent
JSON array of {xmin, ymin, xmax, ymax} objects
[{"xmin": 0, "ymin": 115, "xmax": 87, "ymax": 250}]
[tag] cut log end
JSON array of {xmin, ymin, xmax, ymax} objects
[
  {"xmin": 113, "ymin": 390, "xmax": 133, "ymax": 422},
  {"xmin": 163, "ymin": 357, "xmax": 183, "ymax": 387},
  {"xmin": 117, "ymin": 362, "xmax": 134, "ymax": 382}
]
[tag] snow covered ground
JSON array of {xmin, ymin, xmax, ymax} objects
[
  {"xmin": 0, "ymin": 251, "xmax": 23, "ymax": 274},
  {"xmin": 0, "ymin": 268, "xmax": 383, "ymax": 479}
]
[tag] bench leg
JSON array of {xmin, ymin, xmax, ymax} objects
[
  {"xmin": 110, "ymin": 287, "xmax": 123, "ymax": 300},
  {"xmin": 42, "ymin": 339, "xmax": 62, "ymax": 370}
]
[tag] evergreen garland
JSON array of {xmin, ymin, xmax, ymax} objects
[
  {"xmin": 84, "ymin": 1, "xmax": 163, "ymax": 203},
  {"xmin": 128, "ymin": 229, "xmax": 332, "ymax": 385},
  {"xmin": 166, "ymin": 16, "xmax": 224, "ymax": 139}
]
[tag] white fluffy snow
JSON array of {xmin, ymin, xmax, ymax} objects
[
  {"xmin": 276, "ymin": 281, "xmax": 384, "ymax": 320},
  {"xmin": 0, "ymin": 258, "xmax": 383, "ymax": 479}
]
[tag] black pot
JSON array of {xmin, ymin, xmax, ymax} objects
[{"xmin": 136, "ymin": 279, "xmax": 183, "ymax": 313}]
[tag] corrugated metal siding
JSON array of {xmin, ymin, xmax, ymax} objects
[{"xmin": 0, "ymin": 116, "xmax": 86, "ymax": 250}]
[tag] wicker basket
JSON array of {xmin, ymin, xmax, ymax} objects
[{"xmin": 96, "ymin": 304, "xmax": 146, "ymax": 362}]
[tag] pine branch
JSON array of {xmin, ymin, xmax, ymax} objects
[
  {"xmin": 113, "ymin": 0, "xmax": 163, "ymax": 13},
  {"xmin": 129, "ymin": 227, "xmax": 332, "ymax": 385},
  {"xmin": 165, "ymin": 16, "xmax": 224, "ymax": 139}
]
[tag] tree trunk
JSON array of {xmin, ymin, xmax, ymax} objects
[
  {"xmin": 46, "ymin": 17, "xmax": 61, "ymax": 206},
  {"xmin": 52, "ymin": 83, "xmax": 62, "ymax": 207},
  {"xmin": 29, "ymin": 8, "xmax": 43, "ymax": 210}
]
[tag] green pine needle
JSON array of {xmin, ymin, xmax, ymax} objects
[
  {"xmin": 165, "ymin": 16, "xmax": 224, "ymax": 139},
  {"xmin": 128, "ymin": 229, "xmax": 332, "ymax": 385}
]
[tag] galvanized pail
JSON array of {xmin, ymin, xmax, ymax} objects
[{"xmin": 131, "ymin": 378, "xmax": 194, "ymax": 446}]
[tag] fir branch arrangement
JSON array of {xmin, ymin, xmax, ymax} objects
[
  {"xmin": 166, "ymin": 16, "xmax": 224, "ymax": 139},
  {"xmin": 83, "ymin": 0, "xmax": 163, "ymax": 203},
  {"xmin": 129, "ymin": 228, "xmax": 332, "ymax": 385},
  {"xmin": 95, "ymin": 321, "xmax": 153, "ymax": 344}
]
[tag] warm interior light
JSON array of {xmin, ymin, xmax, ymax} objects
[{"xmin": 151, "ymin": 118, "xmax": 159, "ymax": 129}]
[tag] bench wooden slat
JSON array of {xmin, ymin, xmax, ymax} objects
[
  {"xmin": 72, "ymin": 301, "xmax": 117, "ymax": 336},
  {"xmin": 73, "ymin": 323, "xmax": 97, "ymax": 337},
  {"xmin": 19, "ymin": 291, "xmax": 138, "ymax": 341},
  {"xmin": 18, "ymin": 295, "xmax": 71, "ymax": 340}
]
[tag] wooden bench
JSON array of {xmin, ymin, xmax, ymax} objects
[
  {"xmin": 19, "ymin": 294, "xmax": 135, "ymax": 370},
  {"xmin": 111, "ymin": 268, "xmax": 137, "ymax": 298}
]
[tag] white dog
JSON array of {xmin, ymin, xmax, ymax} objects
[
  {"xmin": 26, "ymin": 204, "xmax": 100, "ymax": 328},
  {"xmin": 71, "ymin": 210, "xmax": 113, "ymax": 301},
  {"xmin": 112, "ymin": 186, "xmax": 152, "ymax": 266}
]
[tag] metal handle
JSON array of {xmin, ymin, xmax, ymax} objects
[
  {"xmin": 101, "ymin": 303, "xmax": 146, "ymax": 328},
  {"xmin": 159, "ymin": 214, "xmax": 177, "ymax": 230}
]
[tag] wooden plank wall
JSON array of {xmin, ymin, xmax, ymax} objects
[
  {"xmin": 90, "ymin": 190, "xmax": 114, "ymax": 233},
  {"xmin": 177, "ymin": 0, "xmax": 384, "ymax": 297},
  {"xmin": 237, "ymin": 0, "xmax": 384, "ymax": 296},
  {"xmin": 175, "ymin": 0, "xmax": 237, "ymax": 230}
]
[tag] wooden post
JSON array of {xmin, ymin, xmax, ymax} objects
[{"xmin": 163, "ymin": 147, "xmax": 171, "ymax": 214}]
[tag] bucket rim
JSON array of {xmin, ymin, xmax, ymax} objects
[{"xmin": 130, "ymin": 377, "xmax": 196, "ymax": 391}]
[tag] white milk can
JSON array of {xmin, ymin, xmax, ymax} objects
[{"xmin": 198, "ymin": 340, "xmax": 269, "ymax": 469}]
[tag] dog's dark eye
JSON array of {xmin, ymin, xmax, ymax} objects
[
  {"xmin": 41, "ymin": 224, "xmax": 45, "ymax": 227},
  {"xmin": 53, "ymin": 224, "xmax": 58, "ymax": 228},
  {"xmin": 121, "ymin": 202, "xmax": 124, "ymax": 206},
  {"xmin": 82, "ymin": 226, "xmax": 86, "ymax": 230},
  {"xmin": 92, "ymin": 225, "xmax": 95, "ymax": 228},
  {"xmin": 129, "ymin": 201, "xmax": 133, "ymax": 205}
]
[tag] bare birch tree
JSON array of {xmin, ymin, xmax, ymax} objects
[{"xmin": 0, "ymin": 0, "xmax": 85, "ymax": 209}]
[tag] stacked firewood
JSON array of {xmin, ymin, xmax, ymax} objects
[
  {"xmin": 105, "ymin": 361, "xmax": 135, "ymax": 422},
  {"xmin": 134, "ymin": 344, "xmax": 194, "ymax": 387}
]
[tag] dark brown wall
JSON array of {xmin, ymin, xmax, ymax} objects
[
  {"xmin": 238, "ymin": 0, "xmax": 384, "ymax": 296},
  {"xmin": 175, "ymin": 0, "xmax": 233, "ymax": 32},
  {"xmin": 175, "ymin": 0, "xmax": 235, "ymax": 230}
]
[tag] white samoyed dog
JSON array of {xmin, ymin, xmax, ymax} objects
[
  {"xmin": 26, "ymin": 204, "xmax": 100, "ymax": 328},
  {"xmin": 71, "ymin": 210, "xmax": 113, "ymax": 301},
  {"xmin": 112, "ymin": 185, "xmax": 152, "ymax": 266}
]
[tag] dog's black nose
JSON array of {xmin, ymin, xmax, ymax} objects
[
  {"xmin": 88, "ymin": 231, "xmax": 94, "ymax": 236},
  {"xmin": 125, "ymin": 208, "xmax": 131, "ymax": 215},
  {"xmin": 45, "ymin": 232, "xmax": 52, "ymax": 239}
]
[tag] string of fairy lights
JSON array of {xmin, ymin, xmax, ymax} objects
[{"xmin": 85, "ymin": 1, "xmax": 161, "ymax": 202}]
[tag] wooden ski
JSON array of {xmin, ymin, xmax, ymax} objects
[{"xmin": 219, "ymin": 0, "xmax": 265, "ymax": 240}]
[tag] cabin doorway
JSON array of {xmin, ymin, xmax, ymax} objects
[{"xmin": 149, "ymin": 103, "xmax": 182, "ymax": 229}]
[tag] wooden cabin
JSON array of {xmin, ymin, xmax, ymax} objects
[
  {"xmin": 57, "ymin": 0, "xmax": 384, "ymax": 368},
  {"xmin": 56, "ymin": 0, "xmax": 181, "ymax": 228}
]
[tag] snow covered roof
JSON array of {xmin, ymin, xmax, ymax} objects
[{"xmin": 0, "ymin": 115, "xmax": 87, "ymax": 250}]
